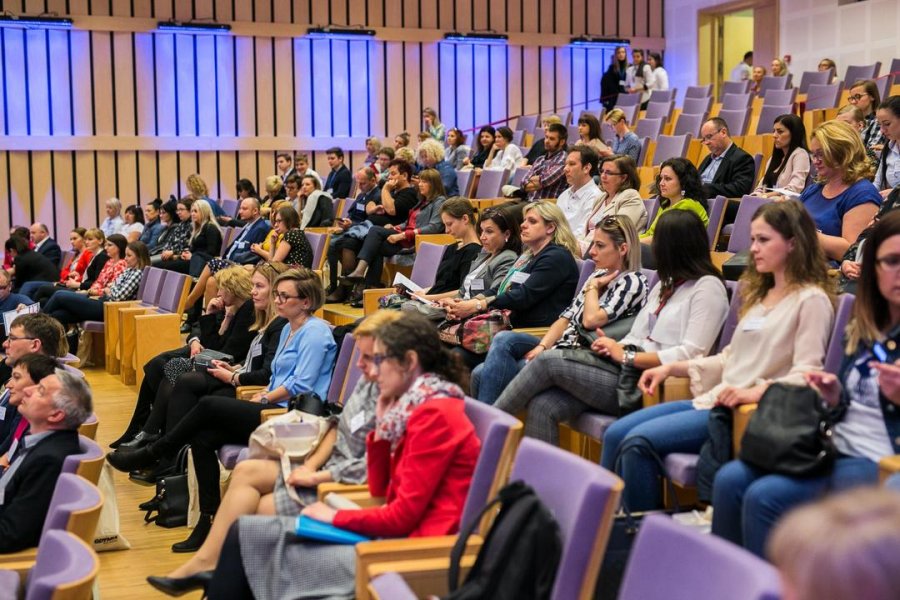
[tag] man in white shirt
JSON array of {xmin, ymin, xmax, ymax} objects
[
  {"xmin": 557, "ymin": 146, "xmax": 602, "ymax": 238},
  {"xmin": 730, "ymin": 51, "xmax": 753, "ymax": 82}
]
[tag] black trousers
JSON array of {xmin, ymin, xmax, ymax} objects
[
  {"xmin": 154, "ymin": 395, "xmax": 269, "ymax": 513},
  {"xmin": 123, "ymin": 347, "xmax": 188, "ymax": 437},
  {"xmin": 207, "ymin": 524, "xmax": 253, "ymax": 599},
  {"xmin": 327, "ymin": 234, "xmax": 363, "ymax": 289},
  {"xmin": 357, "ymin": 226, "xmax": 405, "ymax": 287},
  {"xmin": 143, "ymin": 369, "xmax": 235, "ymax": 434}
]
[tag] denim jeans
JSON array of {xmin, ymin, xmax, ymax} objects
[
  {"xmin": 43, "ymin": 290, "xmax": 105, "ymax": 326},
  {"xmin": 600, "ymin": 400, "xmax": 710, "ymax": 511},
  {"xmin": 712, "ymin": 456, "xmax": 878, "ymax": 557},
  {"xmin": 18, "ymin": 280, "xmax": 53, "ymax": 299},
  {"xmin": 472, "ymin": 331, "xmax": 539, "ymax": 404}
]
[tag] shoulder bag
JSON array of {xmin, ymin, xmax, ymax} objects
[{"xmin": 437, "ymin": 309, "xmax": 512, "ymax": 355}]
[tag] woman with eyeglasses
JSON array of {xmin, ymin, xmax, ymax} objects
[
  {"xmin": 477, "ymin": 214, "xmax": 648, "ymax": 407},
  {"xmin": 152, "ymin": 197, "xmax": 194, "ymax": 266},
  {"xmin": 847, "ymin": 79, "xmax": 885, "ymax": 154},
  {"xmin": 712, "ymin": 209, "xmax": 900, "ymax": 557},
  {"xmin": 580, "ymin": 155, "xmax": 647, "ymax": 254},
  {"xmin": 107, "ymin": 268, "xmax": 335, "ymax": 544},
  {"xmin": 250, "ymin": 204, "xmax": 313, "ymax": 268},
  {"xmin": 800, "ymin": 120, "xmax": 881, "ymax": 261}
]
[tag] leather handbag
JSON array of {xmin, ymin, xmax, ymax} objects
[
  {"xmin": 739, "ymin": 383, "xmax": 837, "ymax": 477},
  {"xmin": 438, "ymin": 309, "xmax": 512, "ymax": 354},
  {"xmin": 143, "ymin": 445, "xmax": 190, "ymax": 529},
  {"xmin": 288, "ymin": 391, "xmax": 342, "ymax": 418}
]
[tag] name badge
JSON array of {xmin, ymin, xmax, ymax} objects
[
  {"xmin": 250, "ymin": 344, "xmax": 263, "ymax": 359},
  {"xmin": 470, "ymin": 279, "xmax": 485, "ymax": 291},
  {"xmin": 356, "ymin": 202, "xmax": 366, "ymax": 211},
  {"xmin": 6, "ymin": 438, "xmax": 17, "ymax": 460},
  {"xmin": 510, "ymin": 272, "xmax": 531, "ymax": 285},
  {"xmin": 742, "ymin": 316, "xmax": 766, "ymax": 332},
  {"xmin": 350, "ymin": 412, "xmax": 366, "ymax": 433},
  {"xmin": 0, "ymin": 406, "xmax": 5, "ymax": 421}
]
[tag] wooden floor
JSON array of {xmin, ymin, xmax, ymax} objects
[{"xmin": 86, "ymin": 367, "xmax": 205, "ymax": 600}]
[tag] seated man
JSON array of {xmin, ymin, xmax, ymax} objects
[
  {"xmin": 698, "ymin": 117, "xmax": 756, "ymax": 224},
  {"xmin": 0, "ymin": 368, "xmax": 92, "ymax": 553},
  {"xmin": 0, "ymin": 353, "xmax": 60, "ymax": 459},
  {"xmin": 0, "ymin": 270, "xmax": 32, "ymax": 314},
  {"xmin": 29, "ymin": 223, "xmax": 62, "ymax": 267},
  {"xmin": 323, "ymin": 147, "xmax": 353, "ymax": 199},
  {"xmin": 326, "ymin": 167, "xmax": 381, "ymax": 299},
  {"xmin": 5, "ymin": 236, "xmax": 59, "ymax": 294},
  {"xmin": 556, "ymin": 145, "xmax": 602, "ymax": 237},
  {"xmin": 518, "ymin": 123, "xmax": 569, "ymax": 201}
]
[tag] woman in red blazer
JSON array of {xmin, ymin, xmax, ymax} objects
[{"xmin": 149, "ymin": 312, "xmax": 480, "ymax": 598}]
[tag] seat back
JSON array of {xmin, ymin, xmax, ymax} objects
[
  {"xmin": 875, "ymin": 75, "xmax": 894, "ymax": 103},
  {"xmin": 459, "ymin": 398, "xmax": 523, "ymax": 536},
  {"xmin": 618, "ymin": 514, "xmax": 781, "ymax": 600},
  {"xmin": 642, "ymin": 198, "xmax": 659, "ymax": 230},
  {"xmin": 684, "ymin": 84, "xmax": 712, "ymax": 99},
  {"xmin": 304, "ymin": 231, "xmax": 329, "ymax": 271},
  {"xmin": 26, "ymin": 530, "xmax": 99, "ymax": 600},
  {"xmin": 456, "ymin": 169, "xmax": 475, "ymax": 198},
  {"xmin": 763, "ymin": 88, "xmax": 797, "ymax": 106},
  {"xmin": 62, "ymin": 435, "xmax": 104, "ymax": 486},
  {"xmin": 600, "ymin": 121, "xmax": 616, "ymax": 145},
  {"xmin": 218, "ymin": 226, "xmax": 233, "ymax": 255},
  {"xmin": 510, "ymin": 166, "xmax": 531, "ymax": 187},
  {"xmin": 576, "ymin": 259, "xmax": 595, "ymax": 292},
  {"xmin": 644, "ymin": 101, "xmax": 673, "ymax": 122},
  {"xmin": 474, "ymin": 169, "xmax": 509, "ymax": 199},
  {"xmin": 155, "ymin": 271, "xmax": 190, "ymax": 314},
  {"xmin": 139, "ymin": 267, "xmax": 165, "ymax": 305},
  {"xmin": 673, "ymin": 113, "xmax": 706, "ymax": 138},
  {"xmin": 615, "ymin": 92, "xmax": 642, "ymax": 107},
  {"xmin": 339, "ymin": 346, "xmax": 365, "ymax": 405},
  {"xmin": 721, "ymin": 93, "xmax": 752, "ymax": 110},
  {"xmin": 511, "ymin": 129, "xmax": 525, "ymax": 147},
  {"xmin": 77, "ymin": 413, "xmax": 99, "ymax": 440},
  {"xmin": 844, "ymin": 62, "xmax": 881, "ymax": 86},
  {"xmin": 718, "ymin": 108, "xmax": 750, "ymax": 136},
  {"xmin": 798, "ymin": 70, "xmax": 831, "ymax": 94},
  {"xmin": 59, "ymin": 250, "xmax": 75, "ymax": 271},
  {"xmin": 635, "ymin": 117, "xmax": 664, "ymax": 141},
  {"xmin": 727, "ymin": 196, "xmax": 772, "ymax": 253},
  {"xmin": 824, "ymin": 293, "xmax": 855, "ymax": 375},
  {"xmin": 721, "ymin": 80, "xmax": 750, "ymax": 98},
  {"xmin": 648, "ymin": 89, "xmax": 676, "ymax": 103},
  {"xmin": 754, "ymin": 105, "xmax": 794, "ymax": 136},
  {"xmin": 651, "ymin": 135, "xmax": 691, "ymax": 166},
  {"xmin": 409, "ymin": 242, "xmax": 448, "ymax": 289},
  {"xmin": 637, "ymin": 136, "xmax": 652, "ymax": 167},
  {"xmin": 567, "ymin": 125, "xmax": 581, "ymax": 145},
  {"xmin": 681, "ymin": 96, "xmax": 712, "ymax": 116},
  {"xmin": 614, "ymin": 104, "xmax": 640, "ymax": 126},
  {"xmin": 39, "ymin": 472, "xmax": 103, "ymax": 545},
  {"xmin": 717, "ymin": 280, "xmax": 744, "ymax": 351},
  {"xmin": 508, "ymin": 439, "xmax": 622, "ymax": 600},
  {"xmin": 759, "ymin": 74, "xmax": 792, "ymax": 95},
  {"xmin": 891, "ymin": 58, "xmax": 900, "ymax": 79},
  {"xmin": 706, "ymin": 195, "xmax": 727, "ymax": 250},
  {"xmin": 641, "ymin": 268, "xmax": 659, "ymax": 290},
  {"xmin": 516, "ymin": 114, "xmax": 538, "ymax": 132},
  {"xmin": 327, "ymin": 334, "xmax": 357, "ymax": 404},
  {"xmin": 805, "ymin": 83, "xmax": 844, "ymax": 111},
  {"xmin": 220, "ymin": 198, "xmax": 240, "ymax": 218}
]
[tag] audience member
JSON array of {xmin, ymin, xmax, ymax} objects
[
  {"xmin": 2, "ymin": 227, "xmax": 31, "ymax": 273},
  {"xmin": 601, "ymin": 45, "xmax": 629, "ymax": 110},
  {"xmin": 260, "ymin": 176, "xmax": 285, "ymax": 217},
  {"xmin": 444, "ymin": 128, "xmax": 470, "ymax": 170},
  {"xmin": 322, "ymin": 148, "xmax": 352, "ymax": 199},
  {"xmin": 698, "ymin": 117, "xmax": 757, "ymax": 206},
  {"xmin": 0, "ymin": 313, "xmax": 66, "ymax": 414},
  {"xmin": 801, "ymin": 120, "xmax": 881, "ymax": 261},
  {"xmin": 770, "ymin": 57, "xmax": 790, "ymax": 79},
  {"xmin": 158, "ymin": 200, "xmax": 223, "ymax": 276},
  {"xmin": 730, "ymin": 50, "xmax": 753, "ymax": 82},
  {"xmin": 0, "ymin": 270, "xmax": 30, "ymax": 313},
  {"xmin": 647, "ymin": 52, "xmax": 669, "ymax": 92},
  {"xmin": 99, "ymin": 197, "xmax": 125, "ymax": 237},
  {"xmin": 250, "ymin": 204, "xmax": 313, "ymax": 268},
  {"xmin": 712, "ymin": 210, "xmax": 900, "ymax": 556},
  {"xmin": 874, "ymin": 96, "xmax": 900, "ymax": 195},
  {"xmin": 152, "ymin": 198, "xmax": 193, "ymax": 266},
  {"xmin": 749, "ymin": 66, "xmax": 766, "ymax": 95},
  {"xmin": 557, "ymin": 145, "xmax": 603, "ymax": 238},
  {"xmin": 577, "ymin": 113, "xmax": 612, "ymax": 156},
  {"xmin": 140, "ymin": 199, "xmax": 164, "ymax": 247},
  {"xmin": 463, "ymin": 126, "xmax": 496, "ymax": 169},
  {"xmin": 0, "ymin": 353, "xmax": 59, "ymax": 459},
  {"xmin": 235, "ymin": 179, "xmax": 258, "ymax": 201},
  {"xmin": 121, "ymin": 205, "xmax": 145, "ymax": 243},
  {"xmin": 626, "ymin": 48, "xmax": 655, "ymax": 108},
  {"xmin": 522, "ymin": 116, "xmax": 562, "ymax": 166},
  {"xmin": 393, "ymin": 131, "xmax": 411, "ymax": 150},
  {"xmin": 642, "ymin": 157, "xmax": 709, "ymax": 243},
  {"xmin": 581, "ymin": 155, "xmax": 647, "ymax": 254},
  {"xmin": 31, "ymin": 229, "xmax": 108, "ymax": 306},
  {"xmin": 326, "ymin": 168, "xmax": 380, "ymax": 296},
  {"xmin": 483, "ymin": 127, "xmax": 524, "ymax": 173},
  {"xmin": 29, "ymin": 223, "xmax": 61, "ymax": 266},
  {"xmin": 363, "ymin": 137, "xmax": 382, "ymax": 166},
  {"xmin": 295, "ymin": 153, "xmax": 323, "ymax": 188},
  {"xmin": 480, "ymin": 214, "xmax": 647, "ymax": 411},
  {"xmin": 520, "ymin": 123, "xmax": 569, "ymax": 201},
  {"xmin": 422, "ymin": 107, "xmax": 445, "ymax": 142},
  {"xmin": 5, "ymin": 236, "xmax": 59, "ymax": 294},
  {"xmin": 604, "ymin": 109, "xmax": 641, "ymax": 162},
  {"xmin": 148, "ymin": 201, "xmax": 176, "ymax": 254},
  {"xmin": 20, "ymin": 228, "xmax": 89, "ymax": 300},
  {"xmin": 374, "ymin": 147, "xmax": 395, "ymax": 179},
  {"xmin": 818, "ymin": 58, "xmax": 837, "ymax": 83},
  {"xmin": 0, "ymin": 368, "xmax": 91, "ymax": 553},
  {"xmin": 185, "ymin": 174, "xmax": 227, "ymax": 219},
  {"xmin": 753, "ymin": 113, "xmax": 811, "ymax": 197},
  {"xmin": 276, "ymin": 152, "xmax": 296, "ymax": 184},
  {"xmin": 849, "ymin": 80, "xmax": 886, "ymax": 153},
  {"xmin": 295, "ymin": 174, "xmax": 335, "ymax": 229},
  {"xmin": 417, "ymin": 138, "xmax": 459, "ymax": 196}
]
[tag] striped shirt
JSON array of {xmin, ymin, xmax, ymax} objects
[{"xmin": 556, "ymin": 269, "xmax": 648, "ymax": 348}]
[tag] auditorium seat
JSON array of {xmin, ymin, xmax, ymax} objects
[{"xmin": 798, "ymin": 70, "xmax": 832, "ymax": 94}]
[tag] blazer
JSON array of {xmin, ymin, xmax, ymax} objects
[
  {"xmin": 491, "ymin": 243, "xmax": 580, "ymax": 328},
  {"xmin": 699, "ymin": 144, "xmax": 757, "ymax": 199},
  {"xmin": 189, "ymin": 223, "xmax": 224, "ymax": 260},
  {"xmin": 35, "ymin": 238, "xmax": 62, "ymax": 267},
  {"xmin": 224, "ymin": 218, "xmax": 271, "ymax": 264},
  {"xmin": 13, "ymin": 251, "xmax": 60, "ymax": 291},
  {"xmin": 324, "ymin": 165, "xmax": 352, "ymax": 199},
  {"xmin": 235, "ymin": 317, "xmax": 288, "ymax": 387},
  {"xmin": 754, "ymin": 146, "xmax": 811, "ymax": 195},
  {"xmin": 79, "ymin": 251, "xmax": 110, "ymax": 290},
  {"xmin": 461, "ymin": 249, "xmax": 518, "ymax": 297},
  {"xmin": 189, "ymin": 299, "xmax": 257, "ymax": 364},
  {"xmin": 0, "ymin": 429, "xmax": 81, "ymax": 552}
]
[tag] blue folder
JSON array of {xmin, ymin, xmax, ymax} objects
[{"xmin": 293, "ymin": 515, "xmax": 371, "ymax": 545}]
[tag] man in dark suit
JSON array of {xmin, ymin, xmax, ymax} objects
[
  {"xmin": 276, "ymin": 152, "xmax": 296, "ymax": 185},
  {"xmin": 324, "ymin": 147, "xmax": 353, "ymax": 199},
  {"xmin": 0, "ymin": 368, "xmax": 91, "ymax": 552},
  {"xmin": 698, "ymin": 117, "xmax": 757, "ymax": 224},
  {"xmin": 222, "ymin": 198, "xmax": 271, "ymax": 264},
  {"xmin": 5, "ymin": 236, "xmax": 59, "ymax": 294},
  {"xmin": 29, "ymin": 223, "xmax": 62, "ymax": 267}
]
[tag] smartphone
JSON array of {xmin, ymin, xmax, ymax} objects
[{"xmin": 872, "ymin": 342, "xmax": 889, "ymax": 363}]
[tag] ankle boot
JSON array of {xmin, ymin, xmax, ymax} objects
[{"xmin": 172, "ymin": 513, "xmax": 213, "ymax": 553}]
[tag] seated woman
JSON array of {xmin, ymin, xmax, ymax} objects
[
  {"xmin": 801, "ymin": 120, "xmax": 881, "ymax": 261},
  {"xmin": 874, "ymin": 96, "xmax": 900, "ymax": 196},
  {"xmin": 147, "ymin": 313, "xmax": 479, "ymax": 599},
  {"xmin": 483, "ymin": 126, "xmax": 523, "ymax": 172},
  {"xmin": 607, "ymin": 202, "xmax": 834, "ymax": 513},
  {"xmin": 749, "ymin": 66, "xmax": 766, "ymax": 95},
  {"xmin": 43, "ymin": 240, "xmax": 149, "ymax": 327},
  {"xmin": 145, "ymin": 310, "xmax": 402, "ymax": 589},
  {"xmin": 577, "ymin": 113, "xmax": 612, "ymax": 157},
  {"xmin": 139, "ymin": 199, "xmax": 164, "ymax": 247},
  {"xmin": 107, "ymin": 268, "xmax": 337, "ymax": 550},
  {"xmin": 159, "ymin": 200, "xmax": 223, "ymax": 276},
  {"xmin": 445, "ymin": 128, "xmax": 470, "ymax": 170},
  {"xmin": 444, "ymin": 201, "xmax": 581, "ymax": 367},
  {"xmin": 110, "ymin": 265, "xmax": 261, "ymax": 448},
  {"xmin": 404, "ymin": 202, "xmax": 519, "ymax": 316},
  {"xmin": 260, "ymin": 175, "xmax": 286, "ymax": 218},
  {"xmin": 121, "ymin": 204, "xmax": 145, "ymax": 243},
  {"xmin": 99, "ymin": 197, "xmax": 124, "ymax": 237},
  {"xmin": 478, "ymin": 214, "xmax": 647, "ymax": 410},
  {"xmin": 146, "ymin": 199, "xmax": 176, "ymax": 255},
  {"xmin": 605, "ymin": 108, "xmax": 641, "ymax": 162},
  {"xmin": 641, "ymin": 156, "xmax": 709, "ymax": 246},
  {"xmin": 5, "ymin": 236, "xmax": 58, "ymax": 294},
  {"xmin": 752, "ymin": 114, "xmax": 811, "ymax": 198},
  {"xmin": 711, "ymin": 210, "xmax": 900, "ymax": 557},
  {"xmin": 338, "ymin": 168, "xmax": 447, "ymax": 292},
  {"xmin": 462, "ymin": 126, "xmax": 497, "ymax": 169},
  {"xmin": 20, "ymin": 227, "xmax": 92, "ymax": 300},
  {"xmin": 152, "ymin": 198, "xmax": 194, "ymax": 267},
  {"xmin": 579, "ymin": 155, "xmax": 647, "ymax": 254},
  {"xmin": 250, "ymin": 204, "xmax": 313, "ymax": 268},
  {"xmin": 770, "ymin": 58, "xmax": 790, "ymax": 80},
  {"xmin": 295, "ymin": 174, "xmax": 335, "ymax": 229}
]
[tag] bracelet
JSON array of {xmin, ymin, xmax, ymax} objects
[
  {"xmin": 231, "ymin": 373, "xmax": 238, "ymax": 385},
  {"xmin": 537, "ymin": 343, "xmax": 547, "ymax": 350}
]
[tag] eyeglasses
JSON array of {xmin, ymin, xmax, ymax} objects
[
  {"xmin": 875, "ymin": 254, "xmax": 900, "ymax": 272},
  {"xmin": 371, "ymin": 353, "xmax": 395, "ymax": 368},
  {"xmin": 6, "ymin": 335, "xmax": 36, "ymax": 342},
  {"xmin": 0, "ymin": 284, "xmax": 10, "ymax": 291},
  {"xmin": 700, "ymin": 130, "xmax": 723, "ymax": 142},
  {"xmin": 848, "ymin": 94, "xmax": 868, "ymax": 103},
  {"xmin": 810, "ymin": 151, "xmax": 826, "ymax": 163},
  {"xmin": 600, "ymin": 170, "xmax": 623, "ymax": 177},
  {"xmin": 273, "ymin": 292, "xmax": 301, "ymax": 303}
]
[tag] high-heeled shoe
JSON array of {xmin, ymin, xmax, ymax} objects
[
  {"xmin": 172, "ymin": 513, "xmax": 213, "ymax": 552},
  {"xmin": 106, "ymin": 446, "xmax": 158, "ymax": 472},
  {"xmin": 146, "ymin": 571, "xmax": 214, "ymax": 597}
]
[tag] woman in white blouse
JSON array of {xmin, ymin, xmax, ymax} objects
[
  {"xmin": 121, "ymin": 205, "xmax": 146, "ymax": 243},
  {"xmin": 579, "ymin": 155, "xmax": 648, "ymax": 254},
  {"xmin": 483, "ymin": 126, "xmax": 523, "ymax": 172},
  {"xmin": 648, "ymin": 52, "xmax": 669, "ymax": 92},
  {"xmin": 753, "ymin": 114, "xmax": 811, "ymax": 198},
  {"xmin": 603, "ymin": 201, "xmax": 835, "ymax": 512}
]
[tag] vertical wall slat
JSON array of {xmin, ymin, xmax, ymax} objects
[
  {"xmin": 453, "ymin": 44, "xmax": 474, "ymax": 133},
  {"xmin": 215, "ymin": 36, "xmax": 236, "ymax": 137},
  {"xmin": 620, "ymin": 0, "xmax": 635, "ymax": 37},
  {"xmin": 272, "ymin": 37, "xmax": 294, "ymax": 137},
  {"xmin": 420, "ymin": 0, "xmax": 439, "ymax": 29},
  {"xmin": 489, "ymin": 45, "xmax": 508, "ymax": 127},
  {"xmin": 403, "ymin": 43, "xmax": 422, "ymax": 138},
  {"xmin": 134, "ymin": 34, "xmax": 156, "ymax": 136},
  {"xmin": 180, "ymin": 152, "xmax": 199, "ymax": 188},
  {"xmin": 198, "ymin": 152, "xmax": 219, "ymax": 199},
  {"xmin": 507, "ymin": 46, "xmax": 523, "ymax": 124},
  {"xmin": 113, "ymin": 32, "xmax": 137, "ymax": 136},
  {"xmin": 69, "ymin": 32, "xmax": 93, "ymax": 135},
  {"xmin": 74, "ymin": 152, "xmax": 97, "ymax": 228},
  {"xmin": 294, "ymin": 39, "xmax": 312, "ymax": 139},
  {"xmin": 420, "ymin": 42, "xmax": 440, "ymax": 125},
  {"xmin": 30, "ymin": 151, "xmax": 54, "ymax": 231},
  {"xmin": 117, "ymin": 151, "xmax": 138, "ymax": 205},
  {"xmin": 157, "ymin": 152, "xmax": 179, "ymax": 199},
  {"xmin": 348, "ymin": 40, "xmax": 371, "ymax": 138},
  {"xmin": 472, "ymin": 44, "xmax": 491, "ymax": 129},
  {"xmin": 52, "ymin": 151, "xmax": 76, "ymax": 239},
  {"xmin": 195, "ymin": 36, "xmax": 218, "ymax": 136},
  {"xmin": 91, "ymin": 32, "xmax": 115, "ymax": 136},
  {"xmin": 214, "ymin": 0, "xmax": 234, "ymax": 22},
  {"xmin": 384, "ymin": 42, "xmax": 406, "ymax": 137},
  {"xmin": 154, "ymin": 34, "xmax": 177, "ymax": 136},
  {"xmin": 234, "ymin": 1, "xmax": 254, "ymax": 21},
  {"xmin": 174, "ymin": 34, "xmax": 197, "ymax": 136},
  {"xmin": 0, "ymin": 152, "xmax": 7, "ymax": 236},
  {"xmin": 137, "ymin": 151, "xmax": 159, "ymax": 204},
  {"xmin": 218, "ymin": 152, "xmax": 237, "ymax": 201},
  {"xmin": 96, "ymin": 151, "xmax": 117, "ymax": 205},
  {"xmin": 254, "ymin": 37, "xmax": 276, "ymax": 137},
  {"xmin": 604, "ymin": 0, "xmax": 619, "ymax": 36},
  {"xmin": 273, "ymin": 0, "xmax": 294, "ymax": 23},
  {"xmin": 521, "ymin": 46, "xmax": 540, "ymax": 119},
  {"xmin": 521, "ymin": 0, "xmax": 538, "ymax": 34},
  {"xmin": 234, "ymin": 36, "xmax": 257, "ymax": 136},
  {"xmin": 26, "ymin": 31, "xmax": 50, "ymax": 136},
  {"xmin": 8, "ymin": 153, "xmax": 31, "ymax": 228},
  {"xmin": 649, "ymin": 0, "xmax": 663, "ymax": 38},
  {"xmin": 329, "ymin": 40, "xmax": 350, "ymax": 137}
]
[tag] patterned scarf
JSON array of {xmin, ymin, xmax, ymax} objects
[{"xmin": 375, "ymin": 372, "xmax": 466, "ymax": 451}]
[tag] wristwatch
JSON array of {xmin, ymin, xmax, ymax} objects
[
  {"xmin": 260, "ymin": 394, "xmax": 270, "ymax": 404},
  {"xmin": 475, "ymin": 299, "xmax": 484, "ymax": 311},
  {"xmin": 622, "ymin": 347, "xmax": 636, "ymax": 367}
]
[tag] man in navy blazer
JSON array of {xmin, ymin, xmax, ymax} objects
[
  {"xmin": 29, "ymin": 223, "xmax": 62, "ymax": 267},
  {"xmin": 0, "ymin": 368, "xmax": 91, "ymax": 553},
  {"xmin": 221, "ymin": 198, "xmax": 271, "ymax": 265}
]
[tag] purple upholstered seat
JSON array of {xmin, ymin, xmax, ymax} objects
[
  {"xmin": 798, "ymin": 70, "xmax": 831, "ymax": 94},
  {"xmin": 681, "ymin": 96, "xmax": 712, "ymax": 116},
  {"xmin": 18, "ymin": 530, "xmax": 98, "ymax": 600},
  {"xmin": 673, "ymin": 112, "xmax": 705, "ymax": 138},
  {"xmin": 61, "ymin": 435, "xmax": 102, "ymax": 478},
  {"xmin": 664, "ymin": 453, "xmax": 699, "ymax": 487},
  {"xmin": 805, "ymin": 83, "xmax": 843, "ymax": 111},
  {"xmin": 569, "ymin": 412, "xmax": 616, "ymax": 440},
  {"xmin": 304, "ymin": 231, "xmax": 329, "ymax": 271},
  {"xmin": 844, "ymin": 63, "xmax": 881, "ymax": 87},
  {"xmin": 618, "ymin": 514, "xmax": 781, "ymax": 600},
  {"xmin": 39, "ymin": 472, "xmax": 102, "ymax": 539},
  {"xmin": 684, "ymin": 84, "xmax": 712, "ymax": 99},
  {"xmin": 651, "ymin": 135, "xmax": 691, "ymax": 166},
  {"xmin": 474, "ymin": 169, "xmax": 509, "ymax": 199}
]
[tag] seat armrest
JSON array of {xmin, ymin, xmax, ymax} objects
[
  {"xmin": 318, "ymin": 482, "xmax": 370, "ymax": 499},
  {"xmin": 366, "ymin": 556, "xmax": 476, "ymax": 600},
  {"xmin": 511, "ymin": 327, "xmax": 549, "ymax": 337},
  {"xmin": 733, "ymin": 403, "xmax": 758, "ymax": 455},
  {"xmin": 879, "ymin": 455, "xmax": 900, "ymax": 483},
  {"xmin": 261, "ymin": 408, "xmax": 287, "ymax": 422},
  {"xmin": 363, "ymin": 288, "xmax": 393, "ymax": 315},
  {"xmin": 236, "ymin": 386, "xmax": 265, "ymax": 400}
]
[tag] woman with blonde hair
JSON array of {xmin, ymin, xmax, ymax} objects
[
  {"xmin": 605, "ymin": 108, "xmax": 641, "ymax": 162},
  {"xmin": 100, "ymin": 197, "xmax": 124, "ymax": 237},
  {"xmin": 261, "ymin": 175, "xmax": 286, "ymax": 217},
  {"xmin": 159, "ymin": 200, "xmax": 223, "ymax": 276},
  {"xmin": 422, "ymin": 107, "xmax": 445, "ymax": 142},
  {"xmin": 800, "ymin": 120, "xmax": 881, "ymax": 260},
  {"xmin": 186, "ymin": 173, "xmax": 228, "ymax": 220}
]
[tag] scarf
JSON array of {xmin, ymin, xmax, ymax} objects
[{"xmin": 376, "ymin": 372, "xmax": 466, "ymax": 451}]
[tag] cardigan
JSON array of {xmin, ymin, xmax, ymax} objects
[
  {"xmin": 580, "ymin": 188, "xmax": 648, "ymax": 254},
  {"xmin": 332, "ymin": 397, "xmax": 479, "ymax": 538}
]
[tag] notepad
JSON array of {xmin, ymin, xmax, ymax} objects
[
  {"xmin": 3, "ymin": 303, "xmax": 39, "ymax": 334},
  {"xmin": 292, "ymin": 515, "xmax": 371, "ymax": 545}
]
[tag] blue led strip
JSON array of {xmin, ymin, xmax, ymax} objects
[
  {"xmin": 45, "ymin": 31, "xmax": 53, "ymax": 135},
  {"xmin": 1, "ymin": 29, "xmax": 8, "ymax": 135}
]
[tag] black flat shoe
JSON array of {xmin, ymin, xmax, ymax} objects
[
  {"xmin": 119, "ymin": 431, "xmax": 160, "ymax": 450},
  {"xmin": 339, "ymin": 274, "xmax": 365, "ymax": 284},
  {"xmin": 172, "ymin": 513, "xmax": 212, "ymax": 553},
  {"xmin": 146, "ymin": 571, "xmax": 214, "ymax": 597},
  {"xmin": 107, "ymin": 446, "xmax": 157, "ymax": 473}
]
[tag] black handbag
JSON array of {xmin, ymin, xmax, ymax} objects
[
  {"xmin": 143, "ymin": 445, "xmax": 189, "ymax": 528},
  {"xmin": 287, "ymin": 391, "xmax": 343, "ymax": 418},
  {"xmin": 557, "ymin": 344, "xmax": 644, "ymax": 417},
  {"xmin": 739, "ymin": 383, "xmax": 837, "ymax": 477}
]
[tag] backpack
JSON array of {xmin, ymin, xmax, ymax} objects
[{"xmin": 445, "ymin": 481, "xmax": 562, "ymax": 600}]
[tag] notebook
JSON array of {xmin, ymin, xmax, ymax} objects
[{"xmin": 292, "ymin": 515, "xmax": 371, "ymax": 545}]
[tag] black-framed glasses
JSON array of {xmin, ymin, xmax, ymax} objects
[
  {"xmin": 6, "ymin": 335, "xmax": 36, "ymax": 342},
  {"xmin": 875, "ymin": 254, "xmax": 900, "ymax": 272},
  {"xmin": 600, "ymin": 169, "xmax": 623, "ymax": 177},
  {"xmin": 848, "ymin": 93, "xmax": 868, "ymax": 102},
  {"xmin": 273, "ymin": 292, "xmax": 301, "ymax": 303}
]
